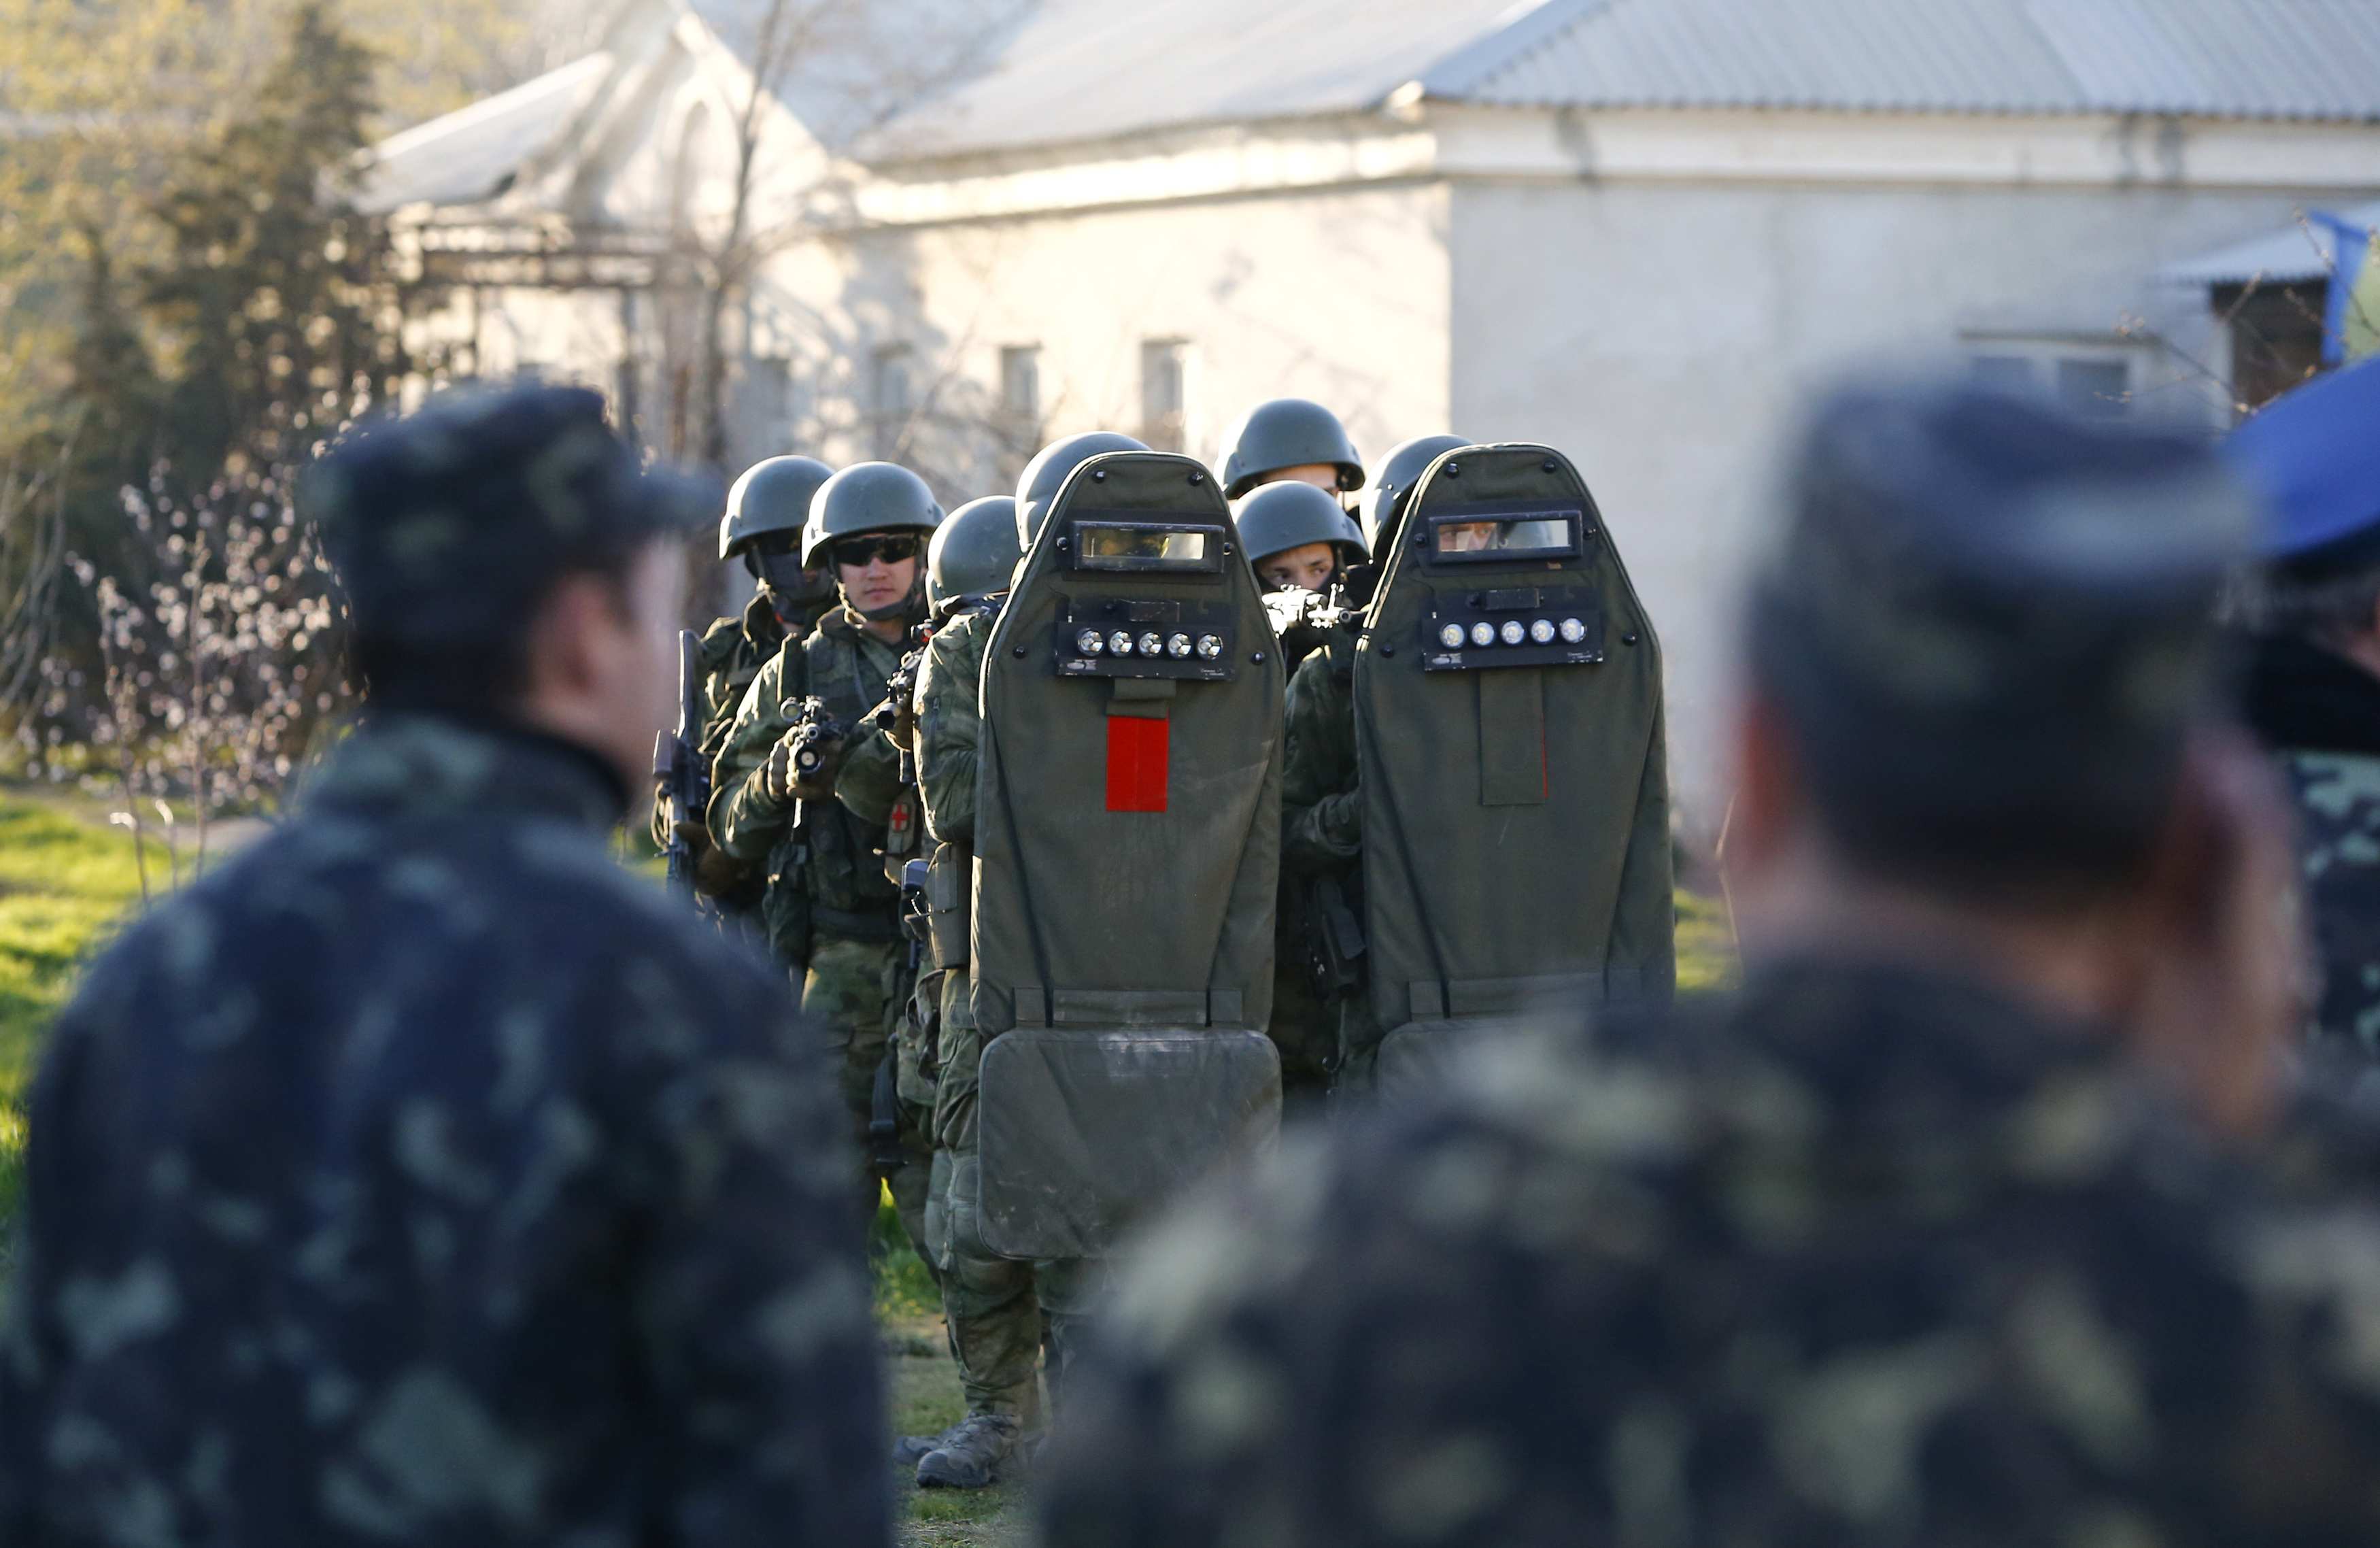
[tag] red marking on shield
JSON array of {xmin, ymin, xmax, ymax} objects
[{"xmin": 1106, "ymin": 716, "xmax": 1170, "ymax": 812}]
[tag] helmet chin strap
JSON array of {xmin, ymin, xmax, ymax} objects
[{"xmin": 853, "ymin": 575, "xmax": 928, "ymax": 626}]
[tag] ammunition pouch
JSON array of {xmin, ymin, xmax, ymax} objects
[{"xmin": 974, "ymin": 1027, "xmax": 1281, "ymax": 1261}]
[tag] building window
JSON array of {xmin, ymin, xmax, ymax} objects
[
  {"xmin": 2214, "ymin": 280, "xmax": 2327, "ymax": 412},
  {"xmin": 1000, "ymin": 345, "xmax": 1042, "ymax": 424},
  {"xmin": 872, "ymin": 344, "xmax": 913, "ymax": 460},
  {"xmin": 1140, "ymin": 339, "xmax": 1189, "ymax": 452},
  {"xmin": 1962, "ymin": 338, "xmax": 2139, "ymax": 418}
]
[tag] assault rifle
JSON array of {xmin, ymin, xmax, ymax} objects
[
  {"xmin": 651, "ymin": 629, "xmax": 707, "ymax": 893},
  {"xmin": 774, "ymin": 694, "xmax": 855, "ymax": 787},
  {"xmin": 873, "ymin": 644, "xmax": 924, "ymax": 787}
]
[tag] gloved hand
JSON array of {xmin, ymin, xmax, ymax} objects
[
  {"xmin": 765, "ymin": 726, "xmax": 847, "ymax": 803},
  {"xmin": 869, "ymin": 693, "xmax": 917, "ymax": 754}
]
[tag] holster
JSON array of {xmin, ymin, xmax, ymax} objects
[
  {"xmin": 1304, "ymin": 871, "xmax": 1367, "ymax": 1002},
  {"xmin": 927, "ymin": 841, "xmax": 972, "ymax": 971},
  {"xmin": 868, "ymin": 1049, "xmax": 905, "ymax": 1177}
]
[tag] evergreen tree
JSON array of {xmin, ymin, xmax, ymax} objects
[{"xmin": 141, "ymin": 2, "xmax": 408, "ymax": 475}]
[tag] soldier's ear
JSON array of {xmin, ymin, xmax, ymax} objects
[{"xmin": 1721, "ymin": 692, "xmax": 1806, "ymax": 905}]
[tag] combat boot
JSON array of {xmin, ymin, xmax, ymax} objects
[
  {"xmin": 892, "ymin": 1422, "xmax": 964, "ymax": 1467},
  {"xmin": 915, "ymin": 1411, "xmax": 1020, "ymax": 1490}
]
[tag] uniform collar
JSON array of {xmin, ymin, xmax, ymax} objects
[
  {"xmin": 2242, "ymin": 631, "xmax": 2380, "ymax": 758},
  {"xmin": 298, "ymin": 711, "xmax": 628, "ymax": 832},
  {"xmin": 1720, "ymin": 954, "xmax": 2131, "ymax": 1126}
]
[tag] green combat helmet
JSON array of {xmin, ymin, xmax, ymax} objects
[
  {"xmin": 1234, "ymin": 479, "xmax": 1367, "ymax": 571},
  {"xmin": 720, "ymin": 454, "xmax": 833, "ymax": 560},
  {"xmin": 928, "ymin": 495, "xmax": 1023, "ymax": 614},
  {"xmin": 1016, "ymin": 431, "xmax": 1148, "ymax": 545},
  {"xmin": 1219, "ymin": 398, "xmax": 1363, "ymax": 500},
  {"xmin": 721, "ymin": 454, "xmax": 836, "ymax": 605},
  {"xmin": 803, "ymin": 461, "xmax": 942, "ymax": 622},
  {"xmin": 1363, "ymin": 434, "xmax": 1469, "ymax": 551}
]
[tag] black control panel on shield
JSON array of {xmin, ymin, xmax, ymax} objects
[
  {"xmin": 1052, "ymin": 514, "xmax": 1238, "ymax": 681},
  {"xmin": 1421, "ymin": 585, "xmax": 1605, "ymax": 673}
]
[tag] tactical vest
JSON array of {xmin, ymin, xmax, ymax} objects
[
  {"xmin": 1353, "ymin": 443, "xmax": 1673, "ymax": 1087},
  {"xmin": 968, "ymin": 451, "xmax": 1284, "ymax": 1260}
]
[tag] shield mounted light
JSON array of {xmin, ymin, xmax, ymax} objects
[
  {"xmin": 1469, "ymin": 622, "xmax": 1495, "ymax": 648},
  {"xmin": 1195, "ymin": 633, "xmax": 1224, "ymax": 659},
  {"xmin": 1166, "ymin": 633, "xmax": 1193, "ymax": 658},
  {"xmin": 1136, "ymin": 631, "xmax": 1163, "ymax": 657},
  {"xmin": 1529, "ymin": 619, "xmax": 1557, "ymax": 645},
  {"xmin": 1108, "ymin": 629, "xmax": 1134, "ymax": 656},
  {"xmin": 1439, "ymin": 623, "xmax": 1467, "ymax": 650},
  {"xmin": 1076, "ymin": 628, "xmax": 1105, "ymax": 655},
  {"xmin": 1499, "ymin": 620, "xmax": 1526, "ymax": 646},
  {"xmin": 1559, "ymin": 617, "xmax": 1588, "ymax": 644}
]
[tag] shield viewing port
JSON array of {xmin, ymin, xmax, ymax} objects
[
  {"xmin": 1066, "ymin": 517, "xmax": 1227, "ymax": 574},
  {"xmin": 1422, "ymin": 507, "xmax": 1584, "ymax": 565}
]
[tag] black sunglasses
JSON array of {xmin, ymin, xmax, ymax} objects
[
  {"xmin": 749, "ymin": 532, "xmax": 805, "ymax": 560},
  {"xmin": 830, "ymin": 534, "xmax": 921, "ymax": 567}
]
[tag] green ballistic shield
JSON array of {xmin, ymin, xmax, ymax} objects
[
  {"xmin": 970, "ymin": 450, "xmax": 1285, "ymax": 1259},
  {"xmin": 1353, "ymin": 443, "xmax": 1673, "ymax": 1078}
]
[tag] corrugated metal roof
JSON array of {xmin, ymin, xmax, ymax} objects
[
  {"xmin": 860, "ymin": 0, "xmax": 1537, "ymax": 158},
  {"xmin": 357, "ymin": 52, "xmax": 611, "ymax": 214},
  {"xmin": 2160, "ymin": 199, "xmax": 2380, "ymax": 284},
  {"xmin": 1440, "ymin": 0, "xmax": 2380, "ymax": 120},
  {"xmin": 867, "ymin": 0, "xmax": 2380, "ymax": 158}
]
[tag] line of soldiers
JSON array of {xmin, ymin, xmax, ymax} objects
[
  {"xmin": 15, "ymin": 361, "xmax": 2380, "ymax": 1545},
  {"xmin": 657, "ymin": 399, "xmax": 1676, "ymax": 1488}
]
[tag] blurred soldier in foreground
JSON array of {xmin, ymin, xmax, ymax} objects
[
  {"xmin": 651, "ymin": 454, "xmax": 836, "ymax": 920},
  {"xmin": 900, "ymin": 438, "xmax": 1140, "ymax": 1488},
  {"xmin": 711, "ymin": 461, "xmax": 941, "ymax": 1254},
  {"xmin": 0, "ymin": 385, "xmax": 885, "ymax": 1546},
  {"xmin": 1037, "ymin": 381, "xmax": 2380, "ymax": 1548},
  {"xmin": 2230, "ymin": 358, "xmax": 2380, "ymax": 1070}
]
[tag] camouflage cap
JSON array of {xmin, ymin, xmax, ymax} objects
[
  {"xmin": 303, "ymin": 383, "xmax": 715, "ymax": 649},
  {"xmin": 1750, "ymin": 376, "xmax": 2255, "ymax": 879}
]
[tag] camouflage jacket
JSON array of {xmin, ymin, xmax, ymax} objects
[
  {"xmin": 1040, "ymin": 957, "xmax": 2380, "ymax": 1548},
  {"xmin": 648, "ymin": 588, "xmax": 794, "ymax": 861},
  {"xmin": 0, "ymin": 714, "xmax": 885, "ymax": 1547},
  {"xmin": 915, "ymin": 605, "xmax": 995, "ymax": 848},
  {"xmin": 1280, "ymin": 624, "xmax": 1362, "ymax": 873},
  {"xmin": 710, "ymin": 607, "xmax": 911, "ymax": 937},
  {"xmin": 2243, "ymin": 633, "xmax": 2380, "ymax": 1066}
]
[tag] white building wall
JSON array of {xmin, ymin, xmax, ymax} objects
[
  {"xmin": 773, "ymin": 182, "xmax": 1454, "ymax": 503},
  {"xmin": 1449, "ymin": 176, "xmax": 2377, "ymax": 831}
]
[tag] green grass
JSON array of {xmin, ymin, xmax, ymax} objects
[
  {"xmin": 1676, "ymin": 886, "xmax": 1739, "ymax": 994},
  {"xmin": 0, "ymin": 794, "xmax": 165, "ymax": 1243}
]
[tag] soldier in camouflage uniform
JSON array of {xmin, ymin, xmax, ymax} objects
[
  {"xmin": 0, "ymin": 385, "xmax": 885, "ymax": 1546},
  {"xmin": 898, "ymin": 436, "xmax": 1145, "ymax": 1489},
  {"xmin": 710, "ymin": 460, "xmax": 940, "ymax": 1258},
  {"xmin": 1275, "ymin": 435, "xmax": 1471, "ymax": 1086},
  {"xmin": 2230, "ymin": 358, "xmax": 2380, "ymax": 1074},
  {"xmin": 1038, "ymin": 381, "xmax": 2380, "ymax": 1548},
  {"xmin": 1219, "ymin": 402, "xmax": 1367, "ymax": 1115},
  {"xmin": 651, "ymin": 454, "xmax": 836, "ymax": 926}
]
